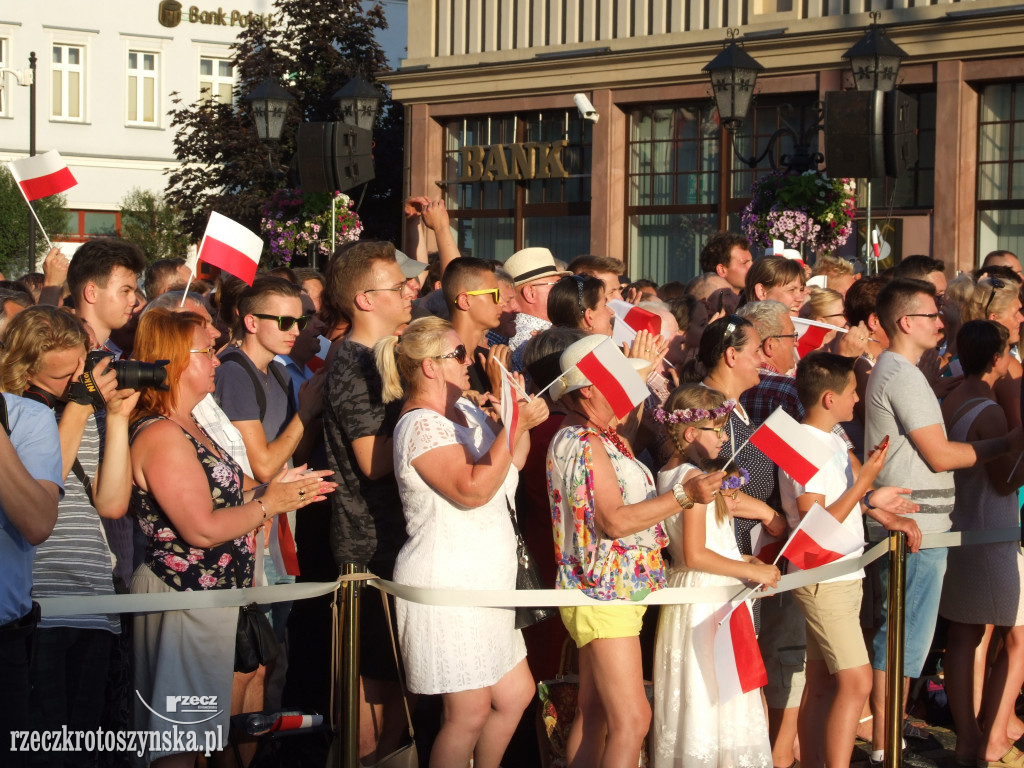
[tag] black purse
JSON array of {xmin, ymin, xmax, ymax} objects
[
  {"xmin": 507, "ymin": 498, "xmax": 557, "ymax": 630},
  {"xmin": 230, "ymin": 543, "xmax": 280, "ymax": 674}
]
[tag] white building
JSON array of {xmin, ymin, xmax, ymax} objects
[{"xmin": 0, "ymin": 0, "xmax": 273, "ymax": 249}]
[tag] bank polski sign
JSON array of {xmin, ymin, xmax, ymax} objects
[{"xmin": 158, "ymin": 0, "xmax": 275, "ymax": 28}]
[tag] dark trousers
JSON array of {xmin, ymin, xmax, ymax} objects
[{"xmin": 1, "ymin": 605, "xmax": 40, "ymax": 768}]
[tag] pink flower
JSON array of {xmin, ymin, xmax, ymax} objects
[
  {"xmin": 155, "ymin": 528, "xmax": 176, "ymax": 542},
  {"xmin": 218, "ymin": 552, "xmax": 232, "ymax": 568},
  {"xmin": 166, "ymin": 555, "xmax": 189, "ymax": 572},
  {"xmin": 197, "ymin": 573, "xmax": 217, "ymax": 589}
]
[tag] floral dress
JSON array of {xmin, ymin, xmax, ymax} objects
[
  {"xmin": 546, "ymin": 425, "xmax": 668, "ymax": 601},
  {"xmin": 130, "ymin": 415, "xmax": 255, "ymax": 590}
]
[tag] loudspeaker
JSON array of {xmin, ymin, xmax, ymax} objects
[
  {"xmin": 885, "ymin": 90, "xmax": 918, "ymax": 178},
  {"xmin": 296, "ymin": 122, "xmax": 376, "ymax": 194},
  {"xmin": 824, "ymin": 90, "xmax": 885, "ymax": 179},
  {"xmin": 297, "ymin": 123, "xmax": 334, "ymax": 195}
]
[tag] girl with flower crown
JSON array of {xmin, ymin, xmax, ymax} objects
[{"xmin": 651, "ymin": 384, "xmax": 784, "ymax": 768}]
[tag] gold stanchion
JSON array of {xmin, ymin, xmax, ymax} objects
[
  {"xmin": 884, "ymin": 531, "xmax": 907, "ymax": 768},
  {"xmin": 341, "ymin": 562, "xmax": 364, "ymax": 768}
]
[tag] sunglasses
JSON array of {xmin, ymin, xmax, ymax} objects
[
  {"xmin": 464, "ymin": 288, "xmax": 501, "ymax": 304},
  {"xmin": 253, "ymin": 313, "xmax": 309, "ymax": 332},
  {"xmin": 435, "ymin": 344, "xmax": 468, "ymax": 364}
]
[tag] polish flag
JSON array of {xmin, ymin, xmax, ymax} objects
[
  {"xmin": 792, "ymin": 317, "xmax": 842, "ymax": 358},
  {"xmin": 575, "ymin": 337, "xmax": 649, "ymax": 420},
  {"xmin": 749, "ymin": 408, "xmax": 831, "ymax": 486},
  {"xmin": 8, "ymin": 150, "xmax": 77, "ymax": 200},
  {"xmin": 714, "ymin": 601, "xmax": 767, "ymax": 703},
  {"xmin": 271, "ymin": 713, "xmax": 322, "ymax": 733},
  {"xmin": 609, "ymin": 299, "xmax": 662, "ymax": 346},
  {"xmin": 305, "ymin": 335, "xmax": 331, "ymax": 374},
  {"xmin": 197, "ymin": 212, "xmax": 263, "ymax": 285},
  {"xmin": 500, "ymin": 369, "xmax": 520, "ymax": 453},
  {"xmin": 749, "ymin": 522, "xmax": 784, "ymax": 565},
  {"xmin": 778, "ymin": 502, "xmax": 864, "ymax": 571}
]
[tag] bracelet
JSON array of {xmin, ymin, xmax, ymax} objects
[
  {"xmin": 863, "ymin": 490, "xmax": 876, "ymax": 510},
  {"xmin": 256, "ymin": 498, "xmax": 268, "ymax": 522},
  {"xmin": 672, "ymin": 481, "xmax": 695, "ymax": 510}
]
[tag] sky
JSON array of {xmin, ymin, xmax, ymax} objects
[{"xmin": 370, "ymin": 0, "xmax": 409, "ymax": 70}]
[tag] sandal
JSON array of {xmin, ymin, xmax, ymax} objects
[{"xmin": 978, "ymin": 746, "xmax": 1024, "ymax": 768}]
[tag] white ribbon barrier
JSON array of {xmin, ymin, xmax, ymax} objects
[{"xmin": 36, "ymin": 527, "xmax": 1019, "ymax": 617}]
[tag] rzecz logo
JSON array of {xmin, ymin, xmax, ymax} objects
[{"xmin": 135, "ymin": 691, "xmax": 222, "ymax": 724}]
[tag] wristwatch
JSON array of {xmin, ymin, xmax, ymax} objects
[{"xmin": 672, "ymin": 481, "xmax": 695, "ymax": 510}]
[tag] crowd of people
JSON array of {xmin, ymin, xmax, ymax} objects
[{"xmin": 2, "ymin": 195, "xmax": 1024, "ymax": 768}]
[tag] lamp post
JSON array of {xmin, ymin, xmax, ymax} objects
[
  {"xmin": 1, "ymin": 52, "xmax": 37, "ymax": 268},
  {"xmin": 843, "ymin": 12, "xmax": 908, "ymax": 93},
  {"xmin": 243, "ymin": 77, "xmax": 295, "ymax": 141},
  {"xmin": 332, "ymin": 74, "xmax": 381, "ymax": 132}
]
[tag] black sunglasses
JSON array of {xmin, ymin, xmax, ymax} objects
[
  {"xmin": 253, "ymin": 313, "xmax": 309, "ymax": 332},
  {"xmin": 435, "ymin": 344, "xmax": 468, "ymax": 364}
]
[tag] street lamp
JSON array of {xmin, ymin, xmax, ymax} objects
[
  {"xmin": 842, "ymin": 12, "xmax": 908, "ymax": 92},
  {"xmin": 243, "ymin": 77, "xmax": 295, "ymax": 141},
  {"xmin": 332, "ymin": 74, "xmax": 380, "ymax": 132},
  {"xmin": 702, "ymin": 30, "xmax": 764, "ymax": 130}
]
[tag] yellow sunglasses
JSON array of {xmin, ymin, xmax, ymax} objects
[{"xmin": 463, "ymin": 288, "xmax": 500, "ymax": 304}]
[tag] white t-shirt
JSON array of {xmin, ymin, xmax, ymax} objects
[{"xmin": 777, "ymin": 424, "xmax": 865, "ymax": 583}]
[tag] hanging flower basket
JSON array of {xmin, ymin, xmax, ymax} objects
[
  {"xmin": 260, "ymin": 188, "xmax": 362, "ymax": 266},
  {"xmin": 740, "ymin": 171, "xmax": 856, "ymax": 256}
]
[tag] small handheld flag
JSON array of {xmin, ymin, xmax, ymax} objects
[
  {"xmin": 714, "ymin": 601, "xmax": 767, "ymax": 703},
  {"xmin": 197, "ymin": 212, "xmax": 263, "ymax": 285}
]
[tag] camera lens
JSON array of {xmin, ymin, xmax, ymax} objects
[{"xmin": 109, "ymin": 360, "xmax": 170, "ymax": 391}]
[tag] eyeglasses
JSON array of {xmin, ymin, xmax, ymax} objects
[
  {"xmin": 361, "ymin": 282, "xmax": 406, "ymax": 296},
  {"xmin": 764, "ymin": 333, "xmax": 799, "ymax": 342},
  {"xmin": 253, "ymin": 313, "xmax": 309, "ymax": 332},
  {"xmin": 434, "ymin": 344, "xmax": 468, "ymax": 364},
  {"xmin": 902, "ymin": 313, "xmax": 941, "ymax": 321},
  {"xmin": 821, "ymin": 313, "xmax": 847, "ymax": 321},
  {"xmin": 530, "ymin": 282, "xmax": 561, "ymax": 289},
  {"xmin": 984, "ymin": 277, "xmax": 1006, "ymax": 317},
  {"xmin": 190, "ymin": 347, "xmax": 216, "ymax": 359},
  {"xmin": 463, "ymin": 288, "xmax": 500, "ymax": 304},
  {"xmin": 697, "ymin": 425, "xmax": 730, "ymax": 438}
]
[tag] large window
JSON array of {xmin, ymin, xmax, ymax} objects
[
  {"xmin": 626, "ymin": 103, "xmax": 721, "ymax": 283},
  {"xmin": 977, "ymin": 82, "xmax": 1024, "ymax": 259},
  {"xmin": 199, "ymin": 57, "xmax": 234, "ymax": 104},
  {"xmin": 59, "ymin": 210, "xmax": 121, "ymax": 242},
  {"xmin": 127, "ymin": 50, "xmax": 159, "ymax": 126},
  {"xmin": 442, "ymin": 110, "xmax": 592, "ymax": 261},
  {"xmin": 51, "ymin": 44, "xmax": 84, "ymax": 121}
]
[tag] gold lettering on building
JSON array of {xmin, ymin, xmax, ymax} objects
[{"xmin": 457, "ymin": 140, "xmax": 569, "ymax": 182}]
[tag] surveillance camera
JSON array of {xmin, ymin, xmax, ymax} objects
[{"xmin": 574, "ymin": 93, "xmax": 599, "ymax": 123}]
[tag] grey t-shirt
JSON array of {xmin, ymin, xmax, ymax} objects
[
  {"xmin": 214, "ymin": 348, "xmax": 294, "ymax": 442},
  {"xmin": 864, "ymin": 349, "xmax": 953, "ymax": 540}
]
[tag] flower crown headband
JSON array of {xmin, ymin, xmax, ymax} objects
[{"xmin": 652, "ymin": 399, "xmax": 737, "ymax": 425}]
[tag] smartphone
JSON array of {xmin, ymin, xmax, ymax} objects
[{"xmin": 872, "ymin": 435, "xmax": 890, "ymax": 454}]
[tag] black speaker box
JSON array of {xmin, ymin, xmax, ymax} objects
[
  {"xmin": 825, "ymin": 90, "xmax": 886, "ymax": 179},
  {"xmin": 296, "ymin": 122, "xmax": 334, "ymax": 194},
  {"xmin": 296, "ymin": 122, "xmax": 376, "ymax": 193},
  {"xmin": 885, "ymin": 90, "xmax": 918, "ymax": 178}
]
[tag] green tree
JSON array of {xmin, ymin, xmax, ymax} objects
[
  {"xmin": 119, "ymin": 187, "xmax": 192, "ymax": 262},
  {"xmin": 0, "ymin": 167, "xmax": 67, "ymax": 277},
  {"xmin": 165, "ymin": 0, "xmax": 402, "ymax": 253}
]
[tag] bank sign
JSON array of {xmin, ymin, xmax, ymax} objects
[
  {"xmin": 458, "ymin": 141, "xmax": 570, "ymax": 182},
  {"xmin": 158, "ymin": 0, "xmax": 275, "ymax": 28}
]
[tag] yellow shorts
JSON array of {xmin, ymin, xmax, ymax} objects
[{"xmin": 559, "ymin": 604, "xmax": 647, "ymax": 648}]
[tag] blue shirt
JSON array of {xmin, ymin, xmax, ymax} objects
[{"xmin": 0, "ymin": 394, "xmax": 63, "ymax": 625}]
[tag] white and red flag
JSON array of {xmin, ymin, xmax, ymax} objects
[
  {"xmin": 748, "ymin": 408, "xmax": 831, "ymax": 486},
  {"xmin": 778, "ymin": 502, "xmax": 863, "ymax": 571},
  {"xmin": 749, "ymin": 522, "xmax": 784, "ymax": 565},
  {"xmin": 305, "ymin": 335, "xmax": 331, "ymax": 374},
  {"xmin": 792, "ymin": 316, "xmax": 846, "ymax": 358},
  {"xmin": 198, "ymin": 212, "xmax": 263, "ymax": 285},
  {"xmin": 714, "ymin": 600, "xmax": 767, "ymax": 703},
  {"xmin": 609, "ymin": 299, "xmax": 662, "ymax": 347},
  {"xmin": 575, "ymin": 337, "xmax": 649, "ymax": 421},
  {"xmin": 8, "ymin": 150, "xmax": 77, "ymax": 201},
  {"xmin": 499, "ymin": 368, "xmax": 520, "ymax": 453}
]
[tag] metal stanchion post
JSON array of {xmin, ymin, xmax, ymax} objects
[
  {"xmin": 884, "ymin": 531, "xmax": 907, "ymax": 768},
  {"xmin": 340, "ymin": 563, "xmax": 364, "ymax": 768}
]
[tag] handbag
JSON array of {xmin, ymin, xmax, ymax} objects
[
  {"xmin": 326, "ymin": 575, "xmax": 417, "ymax": 768},
  {"xmin": 507, "ymin": 497, "xmax": 558, "ymax": 630},
  {"xmin": 230, "ymin": 543, "xmax": 280, "ymax": 674}
]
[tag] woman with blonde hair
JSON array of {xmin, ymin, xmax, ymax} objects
[
  {"xmin": 128, "ymin": 308, "xmax": 335, "ymax": 767},
  {"xmin": 375, "ymin": 316, "xmax": 548, "ymax": 768},
  {"xmin": 800, "ymin": 286, "xmax": 848, "ymax": 329}
]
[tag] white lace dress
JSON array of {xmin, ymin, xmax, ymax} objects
[
  {"xmin": 392, "ymin": 400, "xmax": 526, "ymax": 694},
  {"xmin": 651, "ymin": 462, "xmax": 772, "ymax": 768}
]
